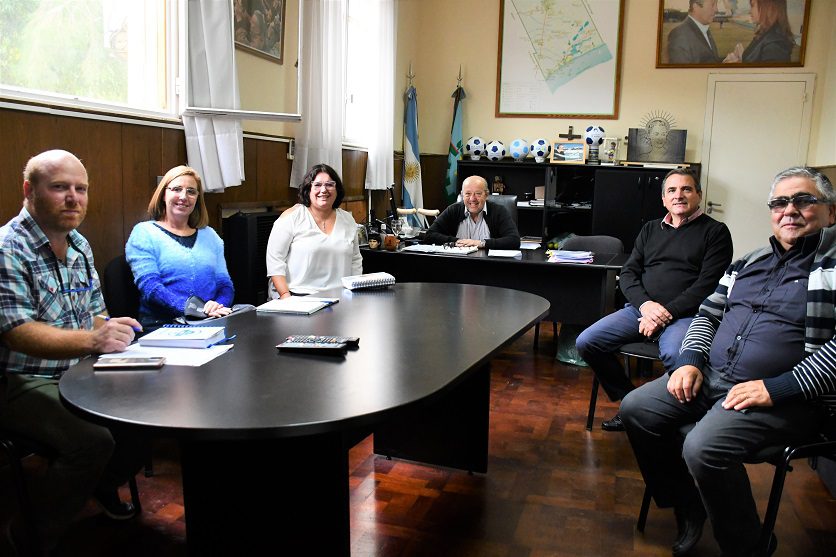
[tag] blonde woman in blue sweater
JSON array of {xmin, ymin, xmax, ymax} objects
[{"xmin": 126, "ymin": 166, "xmax": 234, "ymax": 330}]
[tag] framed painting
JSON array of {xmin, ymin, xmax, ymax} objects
[
  {"xmin": 551, "ymin": 141, "xmax": 587, "ymax": 164},
  {"xmin": 233, "ymin": 0, "xmax": 285, "ymax": 64},
  {"xmin": 656, "ymin": 0, "xmax": 810, "ymax": 68},
  {"xmin": 496, "ymin": 0, "xmax": 625, "ymax": 118}
]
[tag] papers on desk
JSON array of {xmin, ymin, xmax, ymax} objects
[
  {"xmin": 547, "ymin": 250, "xmax": 594, "ymax": 264},
  {"xmin": 520, "ymin": 241, "xmax": 541, "ymax": 250},
  {"xmin": 488, "ymin": 249, "xmax": 522, "ymax": 258},
  {"xmin": 97, "ymin": 343, "xmax": 233, "ymax": 367},
  {"xmin": 402, "ymin": 244, "xmax": 477, "ymax": 256}
]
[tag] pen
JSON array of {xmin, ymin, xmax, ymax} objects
[{"xmin": 97, "ymin": 314, "xmax": 143, "ymax": 333}]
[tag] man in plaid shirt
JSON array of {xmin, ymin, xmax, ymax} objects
[{"xmin": 0, "ymin": 150, "xmax": 144, "ymax": 552}]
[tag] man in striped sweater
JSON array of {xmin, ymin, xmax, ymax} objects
[{"xmin": 621, "ymin": 166, "xmax": 836, "ymax": 557}]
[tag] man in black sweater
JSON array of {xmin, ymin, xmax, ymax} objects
[
  {"xmin": 576, "ymin": 168, "xmax": 733, "ymax": 431},
  {"xmin": 425, "ymin": 175, "xmax": 520, "ymax": 250}
]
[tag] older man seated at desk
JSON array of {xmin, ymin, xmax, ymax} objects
[{"xmin": 425, "ymin": 175, "xmax": 520, "ymax": 250}]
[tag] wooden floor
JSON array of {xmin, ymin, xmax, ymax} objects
[{"xmin": 2, "ymin": 327, "xmax": 835, "ymax": 556}]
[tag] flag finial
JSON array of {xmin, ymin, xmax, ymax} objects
[
  {"xmin": 457, "ymin": 65, "xmax": 462, "ymax": 86},
  {"xmin": 407, "ymin": 62, "xmax": 415, "ymax": 87}
]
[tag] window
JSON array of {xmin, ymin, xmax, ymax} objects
[
  {"xmin": 0, "ymin": 0, "xmax": 178, "ymax": 118},
  {"xmin": 343, "ymin": 0, "xmax": 375, "ymax": 146}
]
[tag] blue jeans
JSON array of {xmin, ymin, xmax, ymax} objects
[{"xmin": 576, "ymin": 304, "xmax": 693, "ymax": 401}]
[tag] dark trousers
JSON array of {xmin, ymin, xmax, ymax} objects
[
  {"xmin": 620, "ymin": 371, "xmax": 820, "ymax": 555},
  {"xmin": 0, "ymin": 374, "xmax": 146, "ymax": 548}
]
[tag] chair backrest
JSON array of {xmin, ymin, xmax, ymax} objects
[
  {"xmin": 561, "ymin": 234, "xmax": 624, "ymax": 254},
  {"xmin": 103, "ymin": 254, "xmax": 141, "ymax": 319},
  {"xmin": 488, "ymin": 194, "xmax": 518, "ymax": 225}
]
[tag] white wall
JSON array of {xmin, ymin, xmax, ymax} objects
[
  {"xmin": 236, "ymin": 0, "xmax": 835, "ymax": 164},
  {"xmin": 394, "ymin": 0, "xmax": 835, "ymax": 164}
]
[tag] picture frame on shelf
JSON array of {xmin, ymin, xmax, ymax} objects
[
  {"xmin": 600, "ymin": 137, "xmax": 620, "ymax": 164},
  {"xmin": 551, "ymin": 140, "xmax": 587, "ymax": 165}
]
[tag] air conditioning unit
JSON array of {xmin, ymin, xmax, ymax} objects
[{"xmin": 222, "ymin": 211, "xmax": 281, "ymax": 305}]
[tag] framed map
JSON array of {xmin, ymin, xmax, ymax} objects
[{"xmin": 496, "ymin": 0, "xmax": 625, "ymax": 118}]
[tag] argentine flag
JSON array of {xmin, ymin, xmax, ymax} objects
[
  {"xmin": 402, "ymin": 86, "xmax": 425, "ymax": 228},
  {"xmin": 443, "ymin": 86, "xmax": 465, "ymax": 204}
]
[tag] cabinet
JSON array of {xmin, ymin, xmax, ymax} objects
[
  {"xmin": 456, "ymin": 160, "xmax": 699, "ymax": 250},
  {"xmin": 591, "ymin": 169, "xmax": 667, "ymax": 252}
]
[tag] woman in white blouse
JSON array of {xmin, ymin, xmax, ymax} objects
[{"xmin": 266, "ymin": 164, "xmax": 362, "ymax": 298}]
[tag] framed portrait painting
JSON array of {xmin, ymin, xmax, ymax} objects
[
  {"xmin": 551, "ymin": 141, "xmax": 587, "ymax": 164},
  {"xmin": 233, "ymin": 0, "xmax": 286, "ymax": 64},
  {"xmin": 496, "ymin": 0, "xmax": 625, "ymax": 118},
  {"xmin": 656, "ymin": 0, "xmax": 810, "ymax": 68}
]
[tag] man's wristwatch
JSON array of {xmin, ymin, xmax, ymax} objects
[{"xmin": 479, "ymin": 240, "xmax": 486, "ymax": 249}]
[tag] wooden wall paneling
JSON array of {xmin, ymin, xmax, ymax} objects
[
  {"xmin": 343, "ymin": 200, "xmax": 366, "ymax": 225},
  {"xmin": 255, "ymin": 139, "xmax": 293, "ymax": 204},
  {"xmin": 341, "ymin": 150, "xmax": 367, "ymax": 198},
  {"xmin": 63, "ymin": 117, "xmax": 123, "ymax": 276},
  {"xmin": 121, "ymin": 125, "xmax": 165, "ymax": 250},
  {"xmin": 0, "ymin": 109, "xmax": 70, "ymax": 225},
  {"xmin": 420, "ymin": 154, "xmax": 448, "ymax": 211},
  {"xmin": 160, "ymin": 127, "xmax": 188, "ymax": 171}
]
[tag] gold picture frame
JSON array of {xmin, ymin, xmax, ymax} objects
[
  {"xmin": 551, "ymin": 141, "xmax": 587, "ymax": 165},
  {"xmin": 656, "ymin": 0, "xmax": 810, "ymax": 68},
  {"xmin": 233, "ymin": 0, "xmax": 286, "ymax": 64}
]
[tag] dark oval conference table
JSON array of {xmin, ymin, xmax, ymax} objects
[{"xmin": 60, "ymin": 282, "xmax": 549, "ymax": 555}]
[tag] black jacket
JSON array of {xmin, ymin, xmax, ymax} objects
[{"xmin": 425, "ymin": 201, "xmax": 520, "ymax": 250}]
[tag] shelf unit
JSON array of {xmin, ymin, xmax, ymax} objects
[{"xmin": 456, "ymin": 159, "xmax": 700, "ymax": 250}]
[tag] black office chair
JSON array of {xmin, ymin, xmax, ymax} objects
[
  {"xmin": 488, "ymin": 194, "xmax": 518, "ymax": 225},
  {"xmin": 635, "ymin": 423, "xmax": 836, "ymax": 557},
  {"xmin": 586, "ymin": 340, "xmax": 661, "ymax": 431},
  {"xmin": 103, "ymin": 254, "xmax": 141, "ymax": 320},
  {"xmin": 102, "ymin": 255, "xmax": 154, "ymax": 477},
  {"xmin": 540, "ymin": 235, "xmax": 624, "ymax": 354},
  {"xmin": 0, "ymin": 428, "xmax": 142, "ymax": 552}
]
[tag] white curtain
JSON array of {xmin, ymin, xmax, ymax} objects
[
  {"xmin": 184, "ymin": 0, "xmax": 244, "ymax": 192},
  {"xmin": 363, "ymin": 0, "xmax": 395, "ymax": 191},
  {"xmin": 290, "ymin": 0, "xmax": 346, "ymax": 188}
]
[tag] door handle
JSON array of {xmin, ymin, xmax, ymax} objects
[{"xmin": 706, "ymin": 201, "xmax": 722, "ymax": 214}]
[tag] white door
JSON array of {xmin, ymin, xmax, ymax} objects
[{"xmin": 701, "ymin": 74, "xmax": 815, "ymax": 258}]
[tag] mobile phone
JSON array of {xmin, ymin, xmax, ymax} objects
[{"xmin": 93, "ymin": 356, "xmax": 166, "ymax": 370}]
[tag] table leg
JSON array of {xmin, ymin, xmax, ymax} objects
[
  {"xmin": 373, "ymin": 363, "xmax": 490, "ymax": 473},
  {"xmin": 180, "ymin": 433, "xmax": 349, "ymax": 556}
]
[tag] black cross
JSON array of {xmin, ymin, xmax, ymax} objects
[{"xmin": 558, "ymin": 126, "xmax": 581, "ymax": 140}]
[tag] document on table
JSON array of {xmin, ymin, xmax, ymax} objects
[
  {"xmin": 488, "ymin": 249, "xmax": 522, "ymax": 258},
  {"xmin": 520, "ymin": 242, "xmax": 541, "ymax": 250},
  {"xmin": 97, "ymin": 343, "xmax": 234, "ymax": 367},
  {"xmin": 402, "ymin": 244, "xmax": 477, "ymax": 255}
]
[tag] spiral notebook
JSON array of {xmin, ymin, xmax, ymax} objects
[{"xmin": 341, "ymin": 272, "xmax": 396, "ymax": 291}]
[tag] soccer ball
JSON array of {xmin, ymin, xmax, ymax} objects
[
  {"xmin": 509, "ymin": 138, "xmax": 529, "ymax": 161},
  {"xmin": 530, "ymin": 138, "xmax": 550, "ymax": 162},
  {"xmin": 485, "ymin": 140, "xmax": 506, "ymax": 161},
  {"xmin": 464, "ymin": 136, "xmax": 486, "ymax": 160},
  {"xmin": 585, "ymin": 126, "xmax": 606, "ymax": 163}
]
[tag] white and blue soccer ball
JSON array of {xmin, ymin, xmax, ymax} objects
[
  {"xmin": 464, "ymin": 136, "xmax": 486, "ymax": 160},
  {"xmin": 585, "ymin": 126, "xmax": 606, "ymax": 162},
  {"xmin": 485, "ymin": 140, "xmax": 506, "ymax": 161},
  {"xmin": 530, "ymin": 138, "xmax": 550, "ymax": 162},
  {"xmin": 585, "ymin": 126, "xmax": 605, "ymax": 147},
  {"xmin": 509, "ymin": 138, "xmax": 529, "ymax": 161}
]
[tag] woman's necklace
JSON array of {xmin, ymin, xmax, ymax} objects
[{"xmin": 309, "ymin": 208, "xmax": 333, "ymax": 232}]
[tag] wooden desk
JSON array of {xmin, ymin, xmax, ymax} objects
[
  {"xmin": 60, "ymin": 283, "xmax": 548, "ymax": 555},
  {"xmin": 363, "ymin": 247, "xmax": 626, "ymax": 326}
]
